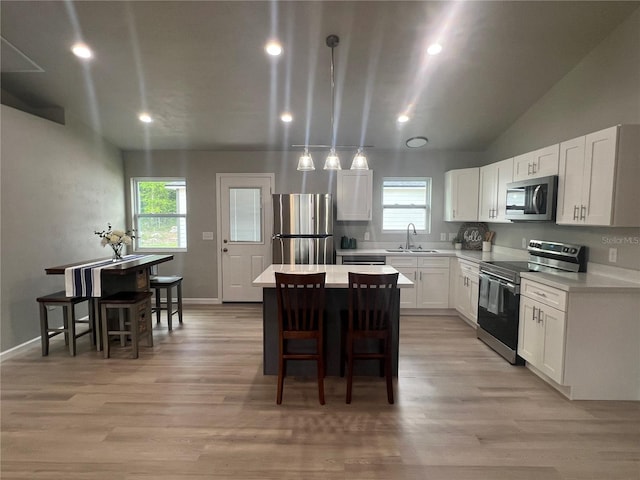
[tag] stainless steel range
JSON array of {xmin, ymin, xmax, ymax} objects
[{"xmin": 476, "ymin": 240, "xmax": 587, "ymax": 364}]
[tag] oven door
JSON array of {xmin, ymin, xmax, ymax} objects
[{"xmin": 477, "ymin": 272, "xmax": 520, "ymax": 351}]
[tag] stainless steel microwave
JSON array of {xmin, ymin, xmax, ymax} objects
[{"xmin": 505, "ymin": 175, "xmax": 558, "ymax": 221}]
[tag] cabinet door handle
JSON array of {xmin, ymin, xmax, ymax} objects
[
  {"xmin": 532, "ymin": 306, "xmax": 537, "ymax": 322},
  {"xmin": 527, "ymin": 163, "xmax": 532, "ymax": 175},
  {"xmin": 532, "ymin": 163, "xmax": 537, "ymax": 174},
  {"xmin": 573, "ymin": 205, "xmax": 579, "ymax": 220},
  {"xmin": 419, "ymin": 271, "xmax": 422, "ymax": 281},
  {"xmin": 580, "ymin": 205, "xmax": 586, "ymax": 220},
  {"xmin": 538, "ymin": 309, "xmax": 544, "ymax": 324}
]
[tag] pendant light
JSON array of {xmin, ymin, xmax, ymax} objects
[
  {"xmin": 297, "ymin": 149, "xmax": 315, "ymax": 171},
  {"xmin": 350, "ymin": 148, "xmax": 369, "ymax": 170},
  {"xmin": 323, "ymin": 35, "xmax": 341, "ymax": 170}
]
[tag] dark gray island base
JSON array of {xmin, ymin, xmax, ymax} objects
[{"xmin": 262, "ymin": 287, "xmax": 400, "ymax": 376}]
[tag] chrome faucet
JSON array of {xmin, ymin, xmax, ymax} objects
[{"xmin": 405, "ymin": 223, "xmax": 417, "ymax": 250}]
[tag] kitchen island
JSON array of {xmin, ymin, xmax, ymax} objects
[{"xmin": 253, "ymin": 264, "xmax": 413, "ymax": 376}]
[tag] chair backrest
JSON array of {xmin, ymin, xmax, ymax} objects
[
  {"xmin": 348, "ymin": 272, "xmax": 399, "ymax": 332},
  {"xmin": 275, "ymin": 272, "xmax": 326, "ymax": 332}
]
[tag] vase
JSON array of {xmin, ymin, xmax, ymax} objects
[{"xmin": 110, "ymin": 243, "xmax": 124, "ymax": 262}]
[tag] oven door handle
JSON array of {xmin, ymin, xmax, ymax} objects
[{"xmin": 479, "ymin": 272, "xmax": 519, "ymax": 294}]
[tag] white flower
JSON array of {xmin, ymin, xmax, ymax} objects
[
  {"xmin": 112, "ymin": 230, "xmax": 125, "ymax": 237},
  {"xmin": 101, "ymin": 237, "xmax": 109, "ymax": 247},
  {"xmin": 109, "ymin": 234, "xmax": 120, "ymax": 244},
  {"xmin": 122, "ymin": 235, "xmax": 132, "ymax": 245}
]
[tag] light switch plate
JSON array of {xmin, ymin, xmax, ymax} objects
[
  {"xmin": 440, "ymin": 233, "xmax": 447, "ymax": 241},
  {"xmin": 364, "ymin": 231, "xmax": 370, "ymax": 241},
  {"xmin": 609, "ymin": 248, "xmax": 617, "ymax": 263},
  {"xmin": 202, "ymin": 232, "xmax": 214, "ymax": 240}
]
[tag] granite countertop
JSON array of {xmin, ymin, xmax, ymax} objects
[
  {"xmin": 253, "ymin": 264, "xmax": 415, "ymax": 288},
  {"xmin": 520, "ymin": 270, "xmax": 640, "ymax": 293}
]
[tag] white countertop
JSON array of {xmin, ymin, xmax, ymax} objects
[
  {"xmin": 253, "ymin": 264, "xmax": 414, "ymax": 288},
  {"xmin": 521, "ymin": 271, "xmax": 640, "ymax": 293},
  {"xmin": 336, "ymin": 248, "xmax": 528, "ymax": 264}
]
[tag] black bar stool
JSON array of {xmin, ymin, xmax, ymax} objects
[
  {"xmin": 149, "ymin": 276, "xmax": 183, "ymax": 331},
  {"xmin": 99, "ymin": 291, "xmax": 153, "ymax": 358},
  {"xmin": 36, "ymin": 291, "xmax": 93, "ymax": 356}
]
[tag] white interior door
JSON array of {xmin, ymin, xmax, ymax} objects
[{"xmin": 218, "ymin": 174, "xmax": 273, "ymax": 302}]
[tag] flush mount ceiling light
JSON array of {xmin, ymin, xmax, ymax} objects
[
  {"xmin": 293, "ymin": 34, "xmax": 372, "ymax": 171},
  {"xmin": 427, "ymin": 43, "xmax": 443, "ymax": 55},
  {"xmin": 397, "ymin": 114, "xmax": 410, "ymax": 123},
  {"xmin": 71, "ymin": 42, "xmax": 93, "ymax": 59},
  {"xmin": 138, "ymin": 112, "xmax": 153, "ymax": 123},
  {"xmin": 406, "ymin": 136, "xmax": 429, "ymax": 148},
  {"xmin": 280, "ymin": 112, "xmax": 293, "ymax": 123},
  {"xmin": 265, "ymin": 41, "xmax": 282, "ymax": 56}
]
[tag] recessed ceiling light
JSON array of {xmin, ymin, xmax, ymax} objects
[
  {"xmin": 265, "ymin": 41, "xmax": 283, "ymax": 56},
  {"xmin": 71, "ymin": 43, "xmax": 93, "ymax": 59},
  {"xmin": 138, "ymin": 113, "xmax": 153, "ymax": 123},
  {"xmin": 406, "ymin": 136, "xmax": 429, "ymax": 148},
  {"xmin": 427, "ymin": 43, "xmax": 443, "ymax": 56},
  {"xmin": 397, "ymin": 114, "xmax": 410, "ymax": 123},
  {"xmin": 280, "ymin": 112, "xmax": 293, "ymax": 123}
]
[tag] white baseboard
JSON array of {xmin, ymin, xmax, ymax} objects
[
  {"xmin": 0, "ymin": 336, "xmax": 41, "ymax": 362},
  {"xmin": 184, "ymin": 297, "xmax": 221, "ymax": 305}
]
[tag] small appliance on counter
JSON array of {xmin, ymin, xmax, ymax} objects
[
  {"xmin": 340, "ymin": 236, "xmax": 357, "ymax": 249},
  {"xmin": 476, "ymin": 240, "xmax": 586, "ymax": 365},
  {"xmin": 272, "ymin": 193, "xmax": 334, "ymax": 264}
]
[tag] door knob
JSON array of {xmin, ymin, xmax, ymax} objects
[{"xmin": 222, "ymin": 248, "xmax": 228, "ymax": 252}]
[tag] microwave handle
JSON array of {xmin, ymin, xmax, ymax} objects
[{"xmin": 532, "ymin": 185, "xmax": 543, "ymax": 214}]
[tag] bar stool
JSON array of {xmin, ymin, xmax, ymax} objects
[
  {"xmin": 149, "ymin": 276, "xmax": 183, "ymax": 331},
  {"xmin": 345, "ymin": 272, "xmax": 398, "ymax": 404},
  {"xmin": 37, "ymin": 291, "xmax": 93, "ymax": 356},
  {"xmin": 100, "ymin": 291, "xmax": 153, "ymax": 359},
  {"xmin": 274, "ymin": 272, "xmax": 326, "ymax": 405}
]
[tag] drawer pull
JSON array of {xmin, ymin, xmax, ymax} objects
[{"xmin": 535, "ymin": 291, "xmax": 547, "ymax": 297}]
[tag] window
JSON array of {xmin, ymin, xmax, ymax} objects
[
  {"xmin": 133, "ymin": 178, "xmax": 187, "ymax": 250},
  {"xmin": 382, "ymin": 178, "xmax": 431, "ymax": 232},
  {"xmin": 228, "ymin": 187, "xmax": 262, "ymax": 242}
]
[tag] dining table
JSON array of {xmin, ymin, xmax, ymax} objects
[{"xmin": 45, "ymin": 254, "xmax": 174, "ymax": 350}]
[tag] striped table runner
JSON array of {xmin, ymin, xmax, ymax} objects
[{"xmin": 64, "ymin": 255, "xmax": 144, "ymax": 297}]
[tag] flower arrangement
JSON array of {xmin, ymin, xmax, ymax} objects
[{"xmin": 95, "ymin": 223, "xmax": 135, "ymax": 261}]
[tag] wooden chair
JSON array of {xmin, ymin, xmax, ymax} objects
[
  {"xmin": 274, "ymin": 272, "xmax": 326, "ymax": 405},
  {"xmin": 149, "ymin": 275, "xmax": 183, "ymax": 331},
  {"xmin": 99, "ymin": 291, "xmax": 153, "ymax": 359},
  {"xmin": 345, "ymin": 272, "xmax": 399, "ymax": 404},
  {"xmin": 36, "ymin": 291, "xmax": 93, "ymax": 356}
]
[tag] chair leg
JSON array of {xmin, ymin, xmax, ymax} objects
[
  {"xmin": 145, "ymin": 300, "xmax": 154, "ymax": 347},
  {"xmin": 346, "ymin": 335, "xmax": 354, "ymax": 404},
  {"xmin": 177, "ymin": 282, "xmax": 183, "ymax": 324},
  {"xmin": 62, "ymin": 306, "xmax": 70, "ymax": 347},
  {"xmin": 385, "ymin": 339, "xmax": 394, "ymax": 404},
  {"xmin": 119, "ymin": 307, "xmax": 126, "ymax": 346},
  {"xmin": 101, "ymin": 304, "xmax": 110, "ymax": 359},
  {"xmin": 276, "ymin": 359, "xmax": 285, "ymax": 405},
  {"xmin": 39, "ymin": 303, "xmax": 49, "ymax": 356},
  {"xmin": 167, "ymin": 286, "xmax": 173, "ymax": 331},
  {"xmin": 317, "ymin": 338, "xmax": 325, "ymax": 405},
  {"xmin": 130, "ymin": 306, "xmax": 139, "ymax": 359},
  {"xmin": 67, "ymin": 304, "xmax": 77, "ymax": 356},
  {"xmin": 155, "ymin": 288, "xmax": 161, "ymax": 324}
]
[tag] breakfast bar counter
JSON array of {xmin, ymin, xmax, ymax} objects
[{"xmin": 253, "ymin": 264, "xmax": 413, "ymax": 376}]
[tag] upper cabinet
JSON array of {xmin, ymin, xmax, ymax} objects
[
  {"xmin": 513, "ymin": 144, "xmax": 559, "ymax": 181},
  {"xmin": 444, "ymin": 167, "xmax": 479, "ymax": 222},
  {"xmin": 336, "ymin": 170, "xmax": 373, "ymax": 221},
  {"xmin": 478, "ymin": 158, "xmax": 513, "ymax": 223},
  {"xmin": 557, "ymin": 125, "xmax": 640, "ymax": 227}
]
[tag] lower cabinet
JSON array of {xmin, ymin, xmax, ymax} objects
[
  {"xmin": 387, "ymin": 256, "xmax": 449, "ymax": 309},
  {"xmin": 453, "ymin": 259, "xmax": 480, "ymax": 324},
  {"xmin": 518, "ymin": 295, "xmax": 566, "ymax": 384}
]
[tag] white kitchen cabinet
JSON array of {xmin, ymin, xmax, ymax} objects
[
  {"xmin": 556, "ymin": 124, "xmax": 640, "ymax": 226},
  {"xmin": 518, "ymin": 277, "xmax": 640, "ymax": 400},
  {"xmin": 513, "ymin": 144, "xmax": 559, "ymax": 181},
  {"xmin": 478, "ymin": 158, "xmax": 513, "ymax": 222},
  {"xmin": 336, "ymin": 170, "xmax": 373, "ymax": 221},
  {"xmin": 518, "ymin": 295, "xmax": 566, "ymax": 384},
  {"xmin": 387, "ymin": 256, "xmax": 449, "ymax": 309},
  {"xmin": 444, "ymin": 168, "xmax": 479, "ymax": 222},
  {"xmin": 453, "ymin": 259, "xmax": 479, "ymax": 324}
]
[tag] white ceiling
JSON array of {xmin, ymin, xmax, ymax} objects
[{"xmin": 1, "ymin": 1, "xmax": 637, "ymax": 152}]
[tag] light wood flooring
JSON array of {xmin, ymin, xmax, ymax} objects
[{"xmin": 1, "ymin": 305, "xmax": 639, "ymax": 479}]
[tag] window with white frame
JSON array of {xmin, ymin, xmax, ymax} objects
[
  {"xmin": 132, "ymin": 178, "xmax": 187, "ymax": 250},
  {"xmin": 382, "ymin": 178, "xmax": 431, "ymax": 232}
]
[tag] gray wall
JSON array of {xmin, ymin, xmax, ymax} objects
[
  {"xmin": 484, "ymin": 9, "xmax": 640, "ymax": 270},
  {"xmin": 123, "ymin": 149, "xmax": 482, "ymax": 298},
  {"xmin": 0, "ymin": 105, "xmax": 125, "ymax": 352}
]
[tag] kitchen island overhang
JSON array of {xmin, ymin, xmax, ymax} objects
[{"xmin": 253, "ymin": 264, "xmax": 414, "ymax": 376}]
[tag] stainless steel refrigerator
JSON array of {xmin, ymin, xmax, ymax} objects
[{"xmin": 272, "ymin": 193, "xmax": 334, "ymax": 264}]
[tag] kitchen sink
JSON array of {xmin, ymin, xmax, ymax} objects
[{"xmin": 385, "ymin": 248, "xmax": 439, "ymax": 253}]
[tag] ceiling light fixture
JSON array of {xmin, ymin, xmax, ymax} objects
[
  {"xmin": 427, "ymin": 43, "xmax": 443, "ymax": 56},
  {"xmin": 280, "ymin": 112, "xmax": 293, "ymax": 123},
  {"xmin": 406, "ymin": 136, "xmax": 429, "ymax": 148},
  {"xmin": 265, "ymin": 41, "xmax": 282, "ymax": 56},
  {"xmin": 397, "ymin": 114, "xmax": 410, "ymax": 123},
  {"xmin": 138, "ymin": 113, "xmax": 153, "ymax": 123},
  {"xmin": 71, "ymin": 43, "xmax": 93, "ymax": 59},
  {"xmin": 293, "ymin": 34, "xmax": 372, "ymax": 172}
]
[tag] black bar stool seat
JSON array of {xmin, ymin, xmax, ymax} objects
[{"xmin": 36, "ymin": 291, "xmax": 93, "ymax": 356}]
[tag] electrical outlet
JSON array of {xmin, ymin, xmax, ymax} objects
[
  {"xmin": 449, "ymin": 233, "xmax": 456, "ymax": 241},
  {"xmin": 364, "ymin": 231, "xmax": 370, "ymax": 241},
  {"xmin": 609, "ymin": 248, "xmax": 618, "ymax": 263},
  {"xmin": 522, "ymin": 237, "xmax": 527, "ymax": 249},
  {"xmin": 440, "ymin": 233, "xmax": 447, "ymax": 241}
]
